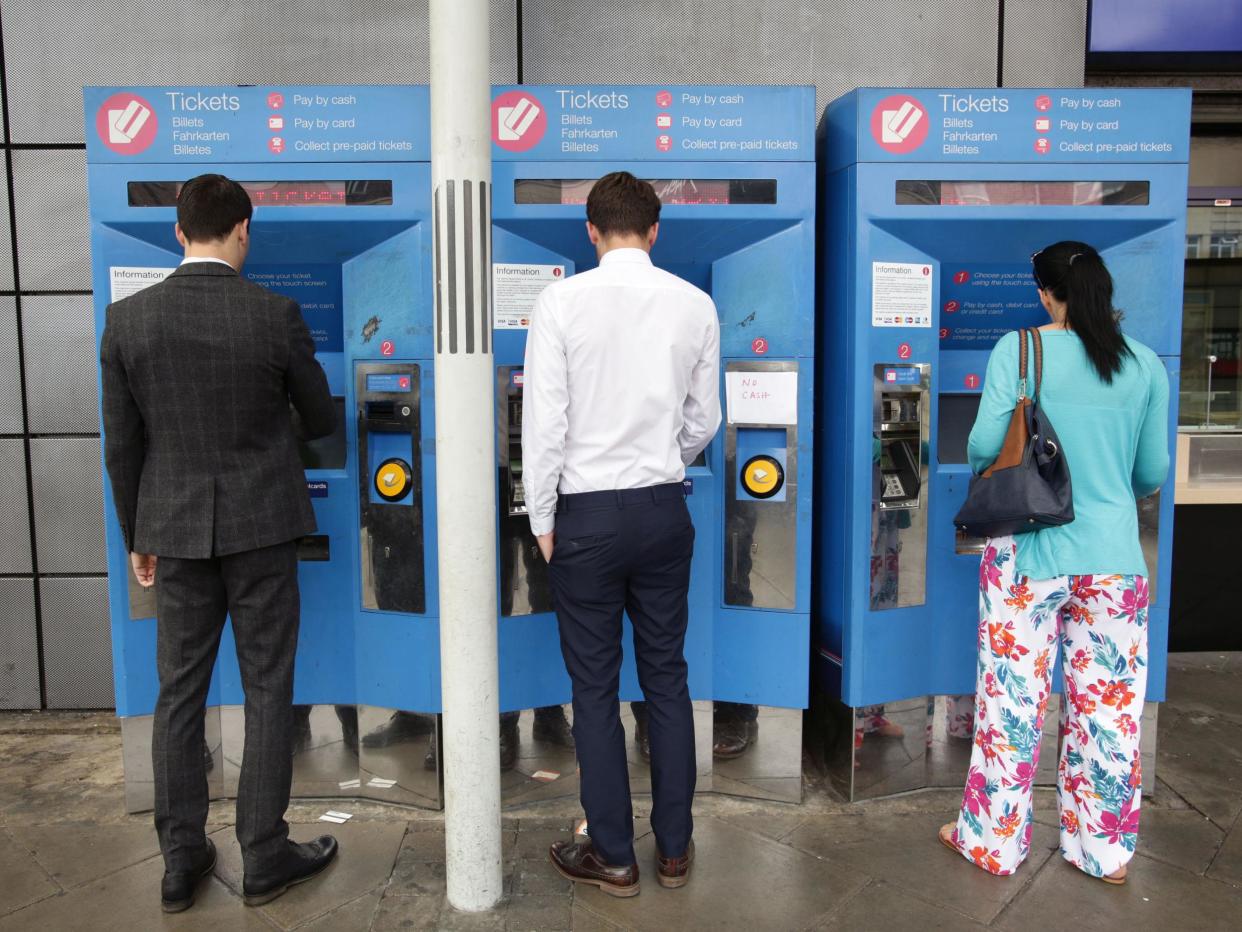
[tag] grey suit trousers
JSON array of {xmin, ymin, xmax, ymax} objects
[{"xmin": 152, "ymin": 540, "xmax": 299, "ymax": 872}]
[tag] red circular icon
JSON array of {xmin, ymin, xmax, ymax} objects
[
  {"xmin": 1035, "ymin": 95, "xmax": 1052, "ymax": 112},
  {"xmin": 492, "ymin": 90, "xmax": 547, "ymax": 152},
  {"xmin": 922, "ymin": 266, "xmax": 931, "ymax": 276},
  {"xmin": 869, "ymin": 94, "xmax": 929, "ymax": 154},
  {"xmin": 656, "ymin": 90, "xmax": 673, "ymax": 108},
  {"xmin": 656, "ymin": 134, "xmax": 673, "ymax": 152},
  {"xmin": 267, "ymin": 92, "xmax": 285, "ymax": 110},
  {"xmin": 380, "ymin": 340, "xmax": 395, "ymax": 357},
  {"xmin": 553, "ymin": 268, "xmax": 562, "ymax": 277},
  {"xmin": 1034, "ymin": 138, "xmax": 1051, "ymax": 155},
  {"xmin": 95, "ymin": 93, "xmax": 159, "ymax": 155},
  {"xmin": 944, "ymin": 300, "xmax": 960, "ymax": 313},
  {"xmin": 940, "ymin": 328, "xmax": 950, "ymax": 340},
  {"xmin": 751, "ymin": 337, "xmax": 769, "ymax": 356},
  {"xmin": 965, "ymin": 373, "xmax": 981, "ymax": 390},
  {"xmin": 897, "ymin": 342, "xmax": 912, "ymax": 360},
  {"xmin": 953, "ymin": 271, "xmax": 970, "ymax": 285},
  {"xmin": 268, "ymin": 136, "xmax": 285, "ymax": 155},
  {"xmin": 398, "ymin": 376, "xmax": 410, "ymax": 389}
]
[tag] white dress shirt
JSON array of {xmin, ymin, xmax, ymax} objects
[
  {"xmin": 521, "ymin": 247, "xmax": 722, "ymax": 536},
  {"xmin": 179, "ymin": 256, "xmax": 236, "ymax": 269}
]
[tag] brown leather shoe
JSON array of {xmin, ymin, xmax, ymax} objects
[
  {"xmin": 549, "ymin": 840, "xmax": 640, "ymax": 897},
  {"xmin": 656, "ymin": 839, "xmax": 694, "ymax": 888}
]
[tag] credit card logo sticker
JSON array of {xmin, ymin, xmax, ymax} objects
[
  {"xmin": 97, "ymin": 93, "xmax": 158, "ymax": 155},
  {"xmin": 493, "ymin": 91, "xmax": 547, "ymax": 151},
  {"xmin": 871, "ymin": 94, "xmax": 928, "ymax": 154}
]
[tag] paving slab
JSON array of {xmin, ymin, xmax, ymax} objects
[
  {"xmin": 0, "ymin": 854, "xmax": 269, "ymax": 932},
  {"xmin": 1165, "ymin": 660, "xmax": 1242, "ymax": 724},
  {"xmin": 0, "ymin": 826, "xmax": 59, "ymax": 917},
  {"xmin": 506, "ymin": 893, "xmax": 572, "ymax": 931},
  {"xmin": 1135, "ymin": 809, "xmax": 1226, "ymax": 875},
  {"xmin": 211, "ymin": 820, "xmax": 405, "ymax": 929},
  {"xmin": 715, "ymin": 806, "xmax": 808, "ymax": 841},
  {"xmin": 784, "ymin": 809, "xmax": 1058, "ymax": 924},
  {"xmin": 574, "ymin": 815, "xmax": 869, "ymax": 932},
  {"xmin": 1206, "ymin": 813, "xmax": 1242, "ymax": 886},
  {"xmin": 300, "ymin": 888, "xmax": 383, "ymax": 930},
  {"xmin": 996, "ymin": 851, "xmax": 1242, "ymax": 932},
  {"xmin": 372, "ymin": 893, "xmax": 446, "ymax": 930},
  {"xmin": 816, "ymin": 880, "xmax": 987, "ymax": 930},
  {"xmin": 569, "ymin": 904, "xmax": 626, "ymax": 930},
  {"xmin": 6, "ymin": 820, "xmax": 162, "ymax": 890}
]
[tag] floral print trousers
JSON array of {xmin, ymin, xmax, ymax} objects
[{"xmin": 950, "ymin": 536, "xmax": 1149, "ymax": 879}]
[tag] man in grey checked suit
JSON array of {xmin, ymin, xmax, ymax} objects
[{"xmin": 101, "ymin": 174, "xmax": 339, "ymax": 912}]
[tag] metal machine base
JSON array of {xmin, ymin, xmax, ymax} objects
[
  {"xmin": 121, "ymin": 701, "xmax": 803, "ymax": 814},
  {"xmin": 819, "ymin": 695, "xmax": 1158, "ymax": 803}
]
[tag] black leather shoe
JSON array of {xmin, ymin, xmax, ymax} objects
[
  {"xmin": 361, "ymin": 711, "xmax": 433, "ymax": 748},
  {"xmin": 713, "ymin": 719, "xmax": 758, "ymax": 759},
  {"xmin": 161, "ymin": 838, "xmax": 216, "ymax": 913},
  {"xmin": 532, "ymin": 706, "xmax": 575, "ymax": 748},
  {"xmin": 500, "ymin": 717, "xmax": 520, "ymax": 771},
  {"xmin": 243, "ymin": 836, "xmax": 339, "ymax": 906},
  {"xmin": 549, "ymin": 840, "xmax": 639, "ymax": 897}
]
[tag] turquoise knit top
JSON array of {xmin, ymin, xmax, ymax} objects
[{"xmin": 967, "ymin": 329, "xmax": 1170, "ymax": 581}]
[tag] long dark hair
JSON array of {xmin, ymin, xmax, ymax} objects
[{"xmin": 1032, "ymin": 241, "xmax": 1132, "ymax": 383}]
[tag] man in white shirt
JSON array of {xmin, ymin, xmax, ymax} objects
[{"xmin": 522, "ymin": 172, "xmax": 721, "ymax": 896}]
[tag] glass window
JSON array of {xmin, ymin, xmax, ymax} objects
[{"xmin": 1181, "ymin": 206, "xmax": 1242, "ymax": 428}]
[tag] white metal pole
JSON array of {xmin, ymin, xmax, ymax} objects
[{"xmin": 430, "ymin": 0, "xmax": 503, "ymax": 912}]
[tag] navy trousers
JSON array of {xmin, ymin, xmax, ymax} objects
[{"xmin": 547, "ymin": 483, "xmax": 696, "ymax": 867}]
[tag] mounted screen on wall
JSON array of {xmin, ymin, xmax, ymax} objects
[{"xmin": 1088, "ymin": 0, "xmax": 1242, "ymax": 70}]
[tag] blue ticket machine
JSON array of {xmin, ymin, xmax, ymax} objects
[
  {"xmin": 490, "ymin": 85, "xmax": 816, "ymax": 801},
  {"xmin": 815, "ymin": 88, "xmax": 1190, "ymax": 799},
  {"xmin": 87, "ymin": 85, "xmax": 445, "ymax": 810}
]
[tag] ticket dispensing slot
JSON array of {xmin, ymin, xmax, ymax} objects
[
  {"xmin": 357, "ymin": 362, "xmax": 424, "ymax": 613},
  {"xmin": 497, "ymin": 366, "xmax": 552, "ymax": 617},
  {"xmin": 724, "ymin": 360, "xmax": 798, "ymax": 611},
  {"xmin": 870, "ymin": 363, "xmax": 931, "ymax": 610}
]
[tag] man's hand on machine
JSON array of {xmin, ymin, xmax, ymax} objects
[
  {"xmin": 131, "ymin": 552, "xmax": 157, "ymax": 588},
  {"xmin": 536, "ymin": 532, "xmax": 555, "ymax": 564}
]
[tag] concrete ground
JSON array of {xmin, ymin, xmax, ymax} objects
[{"xmin": 1, "ymin": 652, "xmax": 1239, "ymax": 931}]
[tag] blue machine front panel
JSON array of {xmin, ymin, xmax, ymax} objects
[
  {"xmin": 816, "ymin": 88, "xmax": 1190, "ymax": 708},
  {"xmin": 88, "ymin": 85, "xmax": 440, "ymax": 719},
  {"xmin": 491, "ymin": 86, "xmax": 816, "ymax": 711}
]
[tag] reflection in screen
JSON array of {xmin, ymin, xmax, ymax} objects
[
  {"xmin": 515, "ymin": 178, "xmax": 777, "ymax": 205},
  {"xmin": 896, "ymin": 180, "xmax": 1149, "ymax": 207},
  {"xmin": 938, "ymin": 394, "xmax": 983, "ymax": 464},
  {"xmin": 298, "ymin": 397, "xmax": 347, "ymax": 469}
]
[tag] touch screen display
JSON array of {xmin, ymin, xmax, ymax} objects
[
  {"xmin": 128, "ymin": 180, "xmax": 394, "ymax": 207},
  {"xmin": 515, "ymin": 178, "xmax": 777, "ymax": 205},
  {"xmin": 896, "ymin": 180, "xmax": 1149, "ymax": 206}
]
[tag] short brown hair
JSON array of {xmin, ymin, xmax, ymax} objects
[
  {"xmin": 177, "ymin": 174, "xmax": 252, "ymax": 242},
  {"xmin": 586, "ymin": 171, "xmax": 660, "ymax": 237}
]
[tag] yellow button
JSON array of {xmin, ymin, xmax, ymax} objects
[
  {"xmin": 741, "ymin": 455, "xmax": 783, "ymax": 499},
  {"xmin": 375, "ymin": 460, "xmax": 410, "ymax": 501}
]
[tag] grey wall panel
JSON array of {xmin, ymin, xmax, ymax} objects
[
  {"xmin": 11, "ymin": 150, "xmax": 90, "ymax": 291},
  {"xmin": 0, "ymin": 179, "xmax": 13, "ymax": 292},
  {"xmin": 0, "ymin": 440, "xmax": 33, "ymax": 574},
  {"xmin": 0, "ymin": 299, "xmax": 22, "ymax": 433},
  {"xmin": 22, "ymin": 296, "xmax": 99, "ymax": 433},
  {"xmin": 1, "ymin": 0, "xmax": 518, "ymax": 144},
  {"xmin": 0, "ymin": 579, "xmax": 40, "ymax": 709},
  {"xmin": 40, "ymin": 576, "xmax": 114, "ymax": 709},
  {"xmin": 522, "ymin": 0, "xmax": 1000, "ymax": 115},
  {"xmin": 30, "ymin": 437, "xmax": 106, "ymax": 573},
  {"xmin": 1003, "ymin": 0, "xmax": 1087, "ymax": 88}
]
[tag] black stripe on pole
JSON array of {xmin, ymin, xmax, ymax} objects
[
  {"xmin": 481, "ymin": 181, "xmax": 490, "ymax": 353},
  {"xmin": 447, "ymin": 180, "xmax": 458, "ymax": 354},
  {"xmin": 464, "ymin": 180, "xmax": 474, "ymax": 354},
  {"xmin": 434, "ymin": 186, "xmax": 443, "ymax": 354}
]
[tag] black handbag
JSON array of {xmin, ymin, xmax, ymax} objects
[{"xmin": 953, "ymin": 328, "xmax": 1073, "ymax": 538}]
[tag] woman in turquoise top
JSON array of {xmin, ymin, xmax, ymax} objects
[{"xmin": 938, "ymin": 242, "xmax": 1169, "ymax": 885}]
